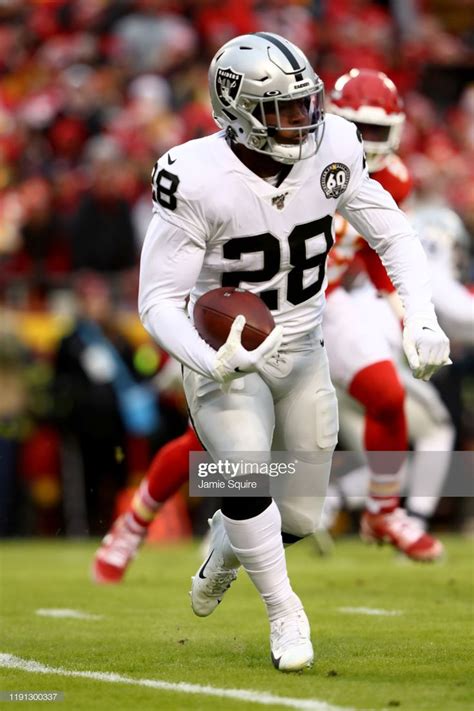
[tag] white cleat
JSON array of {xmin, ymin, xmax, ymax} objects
[
  {"xmin": 270, "ymin": 609, "xmax": 314, "ymax": 672},
  {"xmin": 190, "ymin": 510, "xmax": 238, "ymax": 617}
]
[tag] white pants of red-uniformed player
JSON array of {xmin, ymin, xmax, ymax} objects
[
  {"xmin": 336, "ymin": 285, "xmax": 455, "ymax": 519},
  {"xmin": 323, "ymin": 286, "xmax": 394, "ymax": 389}
]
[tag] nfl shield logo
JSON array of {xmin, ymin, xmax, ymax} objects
[
  {"xmin": 215, "ymin": 67, "xmax": 244, "ymax": 108},
  {"xmin": 272, "ymin": 192, "xmax": 288, "ymax": 210}
]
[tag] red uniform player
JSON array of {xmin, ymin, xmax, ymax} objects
[{"xmin": 324, "ymin": 69, "xmax": 442, "ymax": 559}]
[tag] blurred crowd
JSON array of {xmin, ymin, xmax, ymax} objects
[{"xmin": 0, "ymin": 0, "xmax": 473, "ymax": 537}]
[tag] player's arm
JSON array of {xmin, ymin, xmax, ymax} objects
[
  {"xmin": 139, "ymin": 216, "xmax": 282, "ymax": 384},
  {"xmin": 357, "ymin": 243, "xmax": 406, "ymax": 321},
  {"xmin": 337, "ymin": 131, "xmax": 450, "ymax": 380},
  {"xmin": 139, "ymin": 214, "xmax": 216, "ymax": 378},
  {"xmin": 358, "ymin": 242, "xmax": 395, "ymax": 294}
]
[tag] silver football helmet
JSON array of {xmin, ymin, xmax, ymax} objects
[{"xmin": 208, "ymin": 32, "xmax": 325, "ymax": 164}]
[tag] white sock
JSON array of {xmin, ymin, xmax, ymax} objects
[
  {"xmin": 320, "ymin": 485, "xmax": 342, "ymax": 529},
  {"xmin": 406, "ymin": 426, "xmax": 455, "ymax": 520},
  {"xmin": 222, "ymin": 501, "xmax": 302, "ymax": 621}
]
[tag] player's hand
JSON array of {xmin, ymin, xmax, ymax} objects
[
  {"xmin": 212, "ymin": 315, "xmax": 284, "ymax": 386},
  {"xmin": 402, "ymin": 313, "xmax": 451, "ymax": 381}
]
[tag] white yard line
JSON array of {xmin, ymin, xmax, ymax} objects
[
  {"xmin": 0, "ymin": 653, "xmax": 356, "ymax": 711},
  {"xmin": 338, "ymin": 607, "xmax": 402, "ymax": 617},
  {"xmin": 35, "ymin": 608, "xmax": 103, "ymax": 620}
]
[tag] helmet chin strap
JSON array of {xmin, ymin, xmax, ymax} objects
[
  {"xmin": 226, "ymin": 121, "xmax": 322, "ymax": 165},
  {"xmin": 266, "ymin": 133, "xmax": 318, "ymax": 164}
]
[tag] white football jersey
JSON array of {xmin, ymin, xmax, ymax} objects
[{"xmin": 139, "ymin": 114, "xmax": 436, "ymax": 378}]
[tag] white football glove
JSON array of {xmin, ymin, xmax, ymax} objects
[
  {"xmin": 212, "ymin": 314, "xmax": 284, "ymax": 386},
  {"xmin": 402, "ymin": 313, "xmax": 451, "ymax": 381}
]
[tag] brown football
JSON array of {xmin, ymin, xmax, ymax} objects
[{"xmin": 193, "ymin": 287, "xmax": 275, "ymax": 351}]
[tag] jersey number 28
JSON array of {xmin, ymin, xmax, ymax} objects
[
  {"xmin": 152, "ymin": 166, "xmax": 333, "ymax": 310},
  {"xmin": 222, "ymin": 217, "xmax": 333, "ymax": 310}
]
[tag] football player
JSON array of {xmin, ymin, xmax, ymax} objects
[
  {"xmin": 330, "ymin": 204, "xmax": 472, "ymax": 531},
  {"xmin": 95, "ymin": 34, "xmax": 450, "ymax": 671},
  {"xmin": 93, "ymin": 424, "xmax": 202, "ymax": 583},
  {"xmin": 93, "ymin": 70, "xmax": 434, "ymax": 580},
  {"xmin": 382, "ymin": 204, "xmax": 472, "ymax": 527},
  {"xmin": 322, "ymin": 68, "xmax": 444, "ymax": 560}
]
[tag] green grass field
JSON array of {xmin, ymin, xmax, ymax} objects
[{"xmin": 0, "ymin": 536, "xmax": 473, "ymax": 711}]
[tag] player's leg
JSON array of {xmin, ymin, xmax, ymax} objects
[
  {"xmin": 92, "ymin": 426, "xmax": 202, "ymax": 584},
  {"xmin": 132, "ymin": 426, "xmax": 202, "ymax": 526},
  {"xmin": 184, "ymin": 369, "xmax": 311, "ymax": 671},
  {"xmin": 270, "ymin": 332, "xmax": 338, "ymax": 542},
  {"xmin": 321, "ymin": 369, "xmax": 408, "ymax": 526},
  {"xmin": 327, "ymin": 290, "xmax": 407, "ymax": 511},
  {"xmin": 262, "ymin": 332, "xmax": 336, "ymax": 669},
  {"xmin": 350, "ymin": 288, "xmax": 445, "ymax": 559},
  {"xmin": 325, "ymin": 388, "xmax": 368, "ymax": 523},
  {"xmin": 349, "ymin": 358, "xmax": 407, "ymax": 513},
  {"xmin": 352, "ymin": 360, "xmax": 443, "ymax": 558},
  {"xmin": 325, "ymin": 287, "xmax": 443, "ymax": 560},
  {"xmin": 336, "ymin": 386, "xmax": 446, "ymax": 560},
  {"xmin": 185, "ymin": 369, "xmax": 274, "ymax": 617},
  {"xmin": 221, "ymin": 495, "xmax": 313, "ymax": 671},
  {"xmin": 324, "ymin": 287, "xmax": 407, "ymax": 511},
  {"xmin": 402, "ymin": 372, "xmax": 455, "ymax": 528}
]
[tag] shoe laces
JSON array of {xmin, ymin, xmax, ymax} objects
[
  {"xmin": 384, "ymin": 508, "xmax": 424, "ymax": 545},
  {"xmin": 206, "ymin": 569, "xmax": 237, "ymax": 597},
  {"xmin": 271, "ymin": 611, "xmax": 308, "ymax": 649},
  {"xmin": 102, "ymin": 522, "xmax": 143, "ymax": 566}
]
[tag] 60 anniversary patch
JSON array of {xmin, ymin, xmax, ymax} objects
[{"xmin": 321, "ymin": 162, "xmax": 350, "ymax": 199}]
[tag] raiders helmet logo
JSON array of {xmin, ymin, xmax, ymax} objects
[
  {"xmin": 321, "ymin": 163, "xmax": 350, "ymax": 199},
  {"xmin": 215, "ymin": 67, "xmax": 244, "ymax": 108}
]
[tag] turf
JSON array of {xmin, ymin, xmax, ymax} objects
[{"xmin": 0, "ymin": 536, "xmax": 472, "ymax": 711}]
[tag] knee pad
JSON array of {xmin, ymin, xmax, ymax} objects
[
  {"xmin": 315, "ymin": 388, "xmax": 339, "ymax": 450},
  {"xmin": 277, "ymin": 496, "xmax": 326, "ymax": 538}
]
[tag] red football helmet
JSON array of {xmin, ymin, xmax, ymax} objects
[{"xmin": 328, "ymin": 68, "xmax": 405, "ymax": 171}]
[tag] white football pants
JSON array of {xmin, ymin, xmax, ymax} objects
[{"xmin": 183, "ymin": 326, "xmax": 338, "ymax": 537}]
